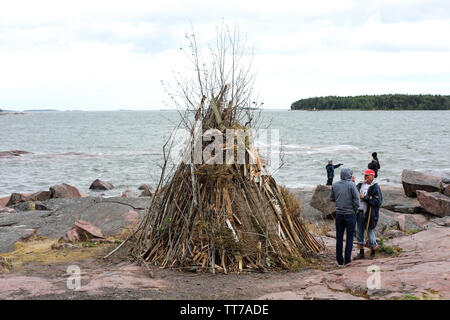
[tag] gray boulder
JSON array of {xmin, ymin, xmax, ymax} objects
[
  {"xmin": 416, "ymin": 190, "xmax": 450, "ymax": 217},
  {"xmin": 395, "ymin": 212, "xmax": 430, "ymax": 232},
  {"xmin": 380, "ymin": 185, "xmax": 423, "ymax": 214},
  {"xmin": 0, "ymin": 197, "xmax": 147, "ymax": 253},
  {"xmin": 384, "ymin": 205, "xmax": 420, "ymax": 214},
  {"xmin": 384, "ymin": 229, "xmax": 405, "ymax": 239},
  {"xmin": 289, "ymin": 188, "xmax": 324, "ymax": 222},
  {"xmin": 401, "ymin": 169, "xmax": 443, "ymax": 197},
  {"xmin": 376, "ymin": 209, "xmax": 401, "ymax": 236},
  {"xmin": 376, "ymin": 208, "xmax": 431, "ymax": 233},
  {"xmin": 310, "ymin": 185, "xmax": 336, "ymax": 219},
  {"xmin": 11, "ymin": 201, "xmax": 50, "ymax": 211},
  {"xmin": 428, "ymin": 215, "xmax": 450, "ymax": 227}
]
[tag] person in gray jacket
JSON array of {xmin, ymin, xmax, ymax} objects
[{"xmin": 330, "ymin": 168, "xmax": 360, "ymax": 266}]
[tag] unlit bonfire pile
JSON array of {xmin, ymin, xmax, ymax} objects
[{"xmin": 112, "ymin": 86, "xmax": 323, "ymax": 273}]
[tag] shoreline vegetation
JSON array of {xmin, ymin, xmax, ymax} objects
[{"xmin": 291, "ymin": 94, "xmax": 450, "ymax": 110}]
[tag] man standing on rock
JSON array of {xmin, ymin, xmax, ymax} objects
[
  {"xmin": 355, "ymin": 169, "xmax": 383, "ymax": 260},
  {"xmin": 326, "ymin": 160, "xmax": 344, "ymax": 185},
  {"xmin": 330, "ymin": 168, "xmax": 360, "ymax": 267}
]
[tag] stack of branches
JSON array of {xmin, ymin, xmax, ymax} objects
[
  {"xmin": 108, "ymin": 83, "xmax": 323, "ymax": 274},
  {"xmin": 106, "ymin": 25, "xmax": 323, "ymax": 273}
]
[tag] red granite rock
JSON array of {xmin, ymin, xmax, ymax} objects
[
  {"xmin": 65, "ymin": 220, "xmax": 104, "ymax": 242},
  {"xmin": 25, "ymin": 191, "xmax": 51, "ymax": 202},
  {"xmin": 6, "ymin": 193, "xmax": 27, "ymax": 206},
  {"xmin": 310, "ymin": 185, "xmax": 335, "ymax": 218},
  {"xmin": 50, "ymin": 183, "xmax": 82, "ymax": 199},
  {"xmin": 138, "ymin": 184, "xmax": 152, "ymax": 191},
  {"xmin": 401, "ymin": 169, "xmax": 443, "ymax": 197},
  {"xmin": 89, "ymin": 179, "xmax": 114, "ymax": 190},
  {"xmin": 139, "ymin": 189, "xmax": 153, "ymax": 197},
  {"xmin": 0, "ymin": 150, "xmax": 31, "ymax": 158},
  {"xmin": 416, "ymin": 190, "xmax": 450, "ymax": 217},
  {"xmin": 443, "ymin": 185, "xmax": 450, "ymax": 197}
]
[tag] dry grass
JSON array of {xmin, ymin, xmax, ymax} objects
[
  {"xmin": 0, "ymin": 236, "xmax": 116, "ymax": 272},
  {"xmin": 304, "ymin": 220, "xmax": 333, "ymax": 236}
]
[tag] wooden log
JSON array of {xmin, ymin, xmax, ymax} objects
[
  {"xmin": 274, "ymin": 183, "xmax": 303, "ymax": 247},
  {"xmin": 262, "ymin": 184, "xmax": 295, "ymax": 244},
  {"xmin": 223, "ymin": 187, "xmax": 235, "ymax": 223},
  {"xmin": 211, "ymin": 95, "xmax": 225, "ymax": 130}
]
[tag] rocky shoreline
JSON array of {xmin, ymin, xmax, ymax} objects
[{"xmin": 0, "ymin": 172, "xmax": 449, "ymax": 300}]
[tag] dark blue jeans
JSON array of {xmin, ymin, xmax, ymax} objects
[{"xmin": 335, "ymin": 213, "xmax": 357, "ymax": 265}]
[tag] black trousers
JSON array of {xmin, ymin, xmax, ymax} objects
[
  {"xmin": 336, "ymin": 213, "xmax": 357, "ymax": 265},
  {"xmin": 326, "ymin": 177, "xmax": 333, "ymax": 185}
]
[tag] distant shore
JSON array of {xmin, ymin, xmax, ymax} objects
[
  {"xmin": 0, "ymin": 112, "xmax": 24, "ymax": 116},
  {"xmin": 291, "ymin": 94, "xmax": 450, "ymax": 111}
]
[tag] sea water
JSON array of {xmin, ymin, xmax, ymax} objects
[{"xmin": 0, "ymin": 110, "xmax": 449, "ymax": 197}]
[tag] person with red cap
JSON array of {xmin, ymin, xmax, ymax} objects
[{"xmin": 354, "ymin": 169, "xmax": 383, "ymax": 259}]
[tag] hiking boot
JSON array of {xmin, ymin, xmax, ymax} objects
[{"xmin": 370, "ymin": 250, "xmax": 376, "ymax": 259}]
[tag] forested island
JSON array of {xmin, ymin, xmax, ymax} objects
[{"xmin": 291, "ymin": 94, "xmax": 450, "ymax": 110}]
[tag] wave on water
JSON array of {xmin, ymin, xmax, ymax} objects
[
  {"xmin": 415, "ymin": 168, "xmax": 450, "ymax": 180},
  {"xmin": 255, "ymin": 142, "xmax": 364, "ymax": 154},
  {"xmin": 377, "ymin": 176, "xmax": 403, "ymax": 185},
  {"xmin": 28, "ymin": 151, "xmax": 104, "ymax": 159}
]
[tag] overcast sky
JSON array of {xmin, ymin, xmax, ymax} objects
[{"xmin": 1, "ymin": 0, "xmax": 450, "ymax": 110}]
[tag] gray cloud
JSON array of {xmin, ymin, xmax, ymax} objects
[
  {"xmin": 1, "ymin": 0, "xmax": 449, "ymax": 110},
  {"xmin": 2, "ymin": 1, "xmax": 450, "ymax": 54}
]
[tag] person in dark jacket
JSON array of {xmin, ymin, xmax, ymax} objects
[
  {"xmin": 355, "ymin": 169, "xmax": 383, "ymax": 260},
  {"xmin": 326, "ymin": 160, "xmax": 343, "ymax": 185},
  {"xmin": 330, "ymin": 168, "xmax": 360, "ymax": 266},
  {"xmin": 368, "ymin": 152, "xmax": 381, "ymax": 178}
]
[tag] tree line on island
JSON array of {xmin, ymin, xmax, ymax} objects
[{"xmin": 291, "ymin": 94, "xmax": 450, "ymax": 110}]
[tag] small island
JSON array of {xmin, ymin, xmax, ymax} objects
[
  {"xmin": 0, "ymin": 108, "xmax": 25, "ymax": 116},
  {"xmin": 291, "ymin": 94, "xmax": 450, "ymax": 110}
]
